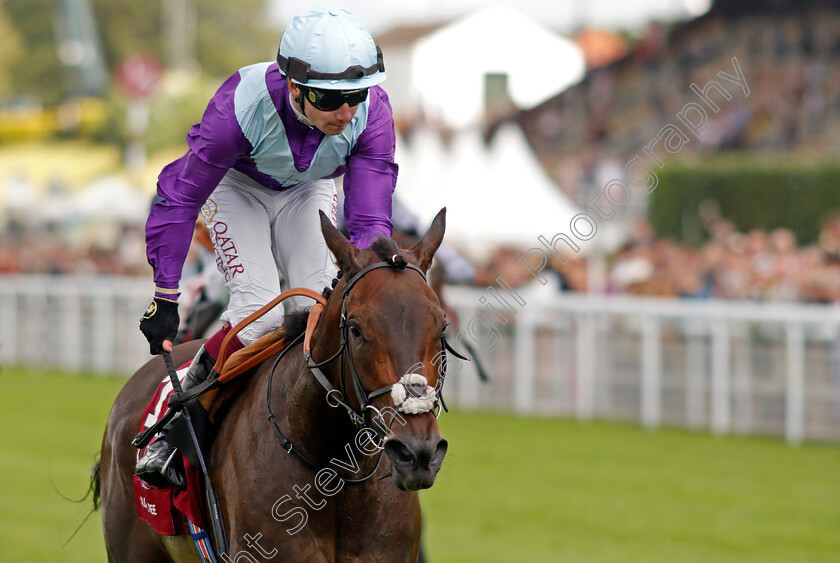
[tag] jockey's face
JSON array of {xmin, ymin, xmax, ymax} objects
[{"xmin": 288, "ymin": 79, "xmax": 359, "ymax": 136}]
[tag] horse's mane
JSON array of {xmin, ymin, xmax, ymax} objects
[
  {"xmin": 370, "ymin": 237, "xmax": 408, "ymax": 269},
  {"xmin": 276, "ymin": 309, "xmax": 310, "ymax": 346}
]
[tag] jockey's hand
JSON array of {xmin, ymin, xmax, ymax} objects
[{"xmin": 139, "ymin": 298, "xmax": 179, "ymax": 355}]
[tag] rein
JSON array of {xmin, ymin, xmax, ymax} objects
[{"xmin": 265, "ymin": 332, "xmax": 387, "ymax": 484}]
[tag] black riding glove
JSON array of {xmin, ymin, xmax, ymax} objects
[{"xmin": 140, "ymin": 298, "xmax": 180, "ymax": 355}]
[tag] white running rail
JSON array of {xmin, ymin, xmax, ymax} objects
[{"xmin": 2, "ymin": 275, "xmax": 839, "ymax": 443}]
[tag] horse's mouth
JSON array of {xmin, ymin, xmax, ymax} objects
[{"xmin": 384, "ymin": 435, "xmax": 448, "ymax": 491}]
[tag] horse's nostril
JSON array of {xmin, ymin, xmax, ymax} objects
[
  {"xmin": 430, "ymin": 438, "xmax": 448, "ymax": 469},
  {"xmin": 385, "ymin": 439, "xmax": 415, "ymax": 467},
  {"xmin": 435, "ymin": 438, "xmax": 448, "ymax": 459}
]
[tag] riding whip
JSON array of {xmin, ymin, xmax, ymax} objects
[{"xmin": 162, "ymin": 350, "xmax": 230, "ymax": 557}]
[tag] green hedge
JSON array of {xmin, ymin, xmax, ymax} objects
[{"xmin": 649, "ymin": 160, "xmax": 840, "ymax": 245}]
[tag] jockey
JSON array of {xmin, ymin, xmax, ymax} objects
[{"xmin": 136, "ymin": 7, "xmax": 397, "ymax": 488}]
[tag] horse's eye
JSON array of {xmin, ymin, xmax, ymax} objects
[{"xmin": 348, "ymin": 323, "xmax": 362, "ymax": 340}]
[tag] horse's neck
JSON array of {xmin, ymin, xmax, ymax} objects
[
  {"xmin": 287, "ymin": 356, "xmax": 378, "ymax": 472},
  {"xmin": 281, "ymin": 297, "xmax": 383, "ymax": 474}
]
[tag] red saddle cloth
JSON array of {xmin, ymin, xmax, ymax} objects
[{"xmin": 133, "ymin": 364, "xmax": 206, "ymax": 535}]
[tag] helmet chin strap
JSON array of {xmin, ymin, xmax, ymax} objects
[
  {"xmin": 288, "ymin": 80, "xmax": 315, "ymax": 128},
  {"xmin": 295, "ymin": 91, "xmax": 308, "ymax": 118}
]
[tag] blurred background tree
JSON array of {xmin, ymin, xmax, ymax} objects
[
  {"xmin": 0, "ymin": 5, "xmax": 23, "ymax": 100},
  {"xmin": 6, "ymin": 0, "xmax": 64, "ymax": 105},
  {"xmin": 4, "ymin": 0, "xmax": 277, "ymax": 106},
  {"xmin": 2, "ymin": 0, "xmax": 278, "ymax": 152}
]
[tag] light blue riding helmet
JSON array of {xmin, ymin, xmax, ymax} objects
[{"xmin": 277, "ymin": 7, "xmax": 386, "ymax": 91}]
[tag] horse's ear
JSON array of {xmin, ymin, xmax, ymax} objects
[
  {"xmin": 408, "ymin": 207, "xmax": 446, "ymax": 273},
  {"xmin": 319, "ymin": 210, "xmax": 360, "ymax": 275}
]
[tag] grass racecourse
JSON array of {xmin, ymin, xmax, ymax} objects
[{"xmin": 1, "ymin": 367, "xmax": 839, "ymax": 562}]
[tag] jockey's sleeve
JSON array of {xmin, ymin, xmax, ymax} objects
[
  {"xmin": 145, "ymin": 73, "xmax": 252, "ymax": 291},
  {"xmin": 343, "ymin": 87, "xmax": 399, "ymax": 249}
]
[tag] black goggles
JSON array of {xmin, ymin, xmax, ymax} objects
[{"xmin": 301, "ymin": 86, "xmax": 369, "ymax": 112}]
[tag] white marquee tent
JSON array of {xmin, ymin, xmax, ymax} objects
[
  {"xmin": 394, "ymin": 122, "xmax": 624, "ymax": 260},
  {"xmin": 411, "ymin": 5, "xmax": 585, "ymax": 128},
  {"xmin": 441, "ymin": 123, "xmax": 582, "ymax": 257}
]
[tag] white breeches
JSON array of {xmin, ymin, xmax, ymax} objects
[{"xmin": 200, "ymin": 169, "xmax": 338, "ymax": 344}]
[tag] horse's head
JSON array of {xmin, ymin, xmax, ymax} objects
[{"xmin": 313, "ymin": 208, "xmax": 450, "ymax": 491}]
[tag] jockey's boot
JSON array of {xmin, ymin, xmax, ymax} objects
[{"xmin": 134, "ymin": 345, "xmax": 217, "ymax": 488}]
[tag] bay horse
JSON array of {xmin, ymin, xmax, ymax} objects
[{"xmin": 98, "ymin": 209, "xmax": 453, "ymax": 562}]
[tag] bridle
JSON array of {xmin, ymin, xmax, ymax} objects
[
  {"xmin": 307, "ymin": 259, "xmax": 469, "ymax": 437},
  {"xmin": 265, "ymin": 258, "xmax": 469, "ymax": 483}
]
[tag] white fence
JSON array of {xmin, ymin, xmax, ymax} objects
[
  {"xmin": 2, "ymin": 275, "xmax": 839, "ymax": 443},
  {"xmin": 0, "ymin": 275, "xmax": 153, "ymax": 374},
  {"xmin": 442, "ymin": 285, "xmax": 840, "ymax": 444}
]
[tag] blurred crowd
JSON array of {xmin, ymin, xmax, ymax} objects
[
  {"xmin": 5, "ymin": 212, "xmax": 840, "ymax": 305},
  {"xmin": 473, "ymin": 213, "xmax": 840, "ymax": 304},
  {"xmin": 522, "ymin": 6, "xmax": 840, "ymax": 195},
  {"xmin": 0, "ymin": 224, "xmax": 149, "ymax": 277}
]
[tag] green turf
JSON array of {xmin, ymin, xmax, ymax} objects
[
  {"xmin": 0, "ymin": 367, "xmax": 124, "ymax": 563},
  {"xmin": 423, "ymin": 413, "xmax": 840, "ymax": 562},
  {"xmin": 1, "ymin": 367, "xmax": 839, "ymax": 562}
]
